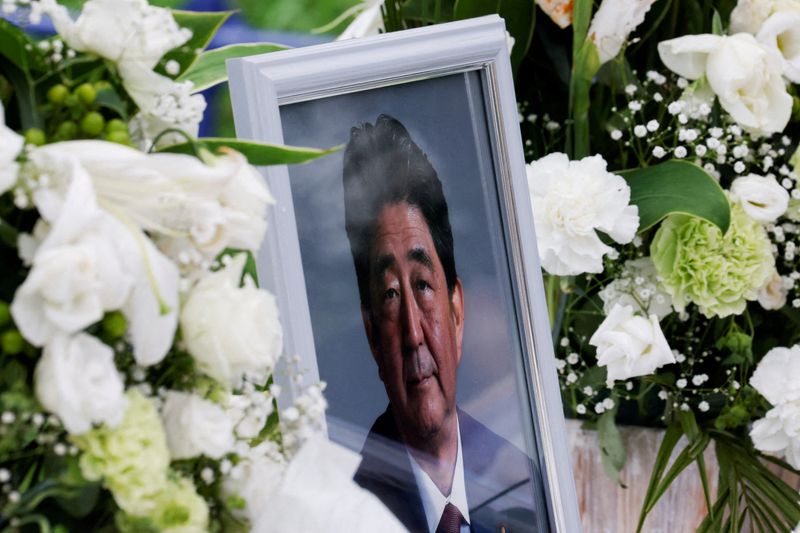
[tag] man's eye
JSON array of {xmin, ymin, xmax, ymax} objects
[
  {"xmin": 384, "ymin": 288, "xmax": 399, "ymax": 300},
  {"xmin": 415, "ymin": 280, "xmax": 431, "ymax": 291}
]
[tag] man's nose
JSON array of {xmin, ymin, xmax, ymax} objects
[{"xmin": 400, "ymin": 287, "xmax": 423, "ymax": 351}]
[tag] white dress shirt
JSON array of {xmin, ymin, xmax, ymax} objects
[{"xmin": 407, "ymin": 417, "xmax": 471, "ymax": 533}]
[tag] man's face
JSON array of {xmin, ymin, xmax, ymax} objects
[{"xmin": 363, "ymin": 202, "xmax": 464, "ymax": 444}]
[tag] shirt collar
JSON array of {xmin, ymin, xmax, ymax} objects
[{"xmin": 407, "ymin": 416, "xmax": 471, "ymax": 533}]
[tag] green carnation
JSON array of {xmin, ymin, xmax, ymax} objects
[
  {"xmin": 651, "ymin": 201, "xmax": 774, "ymax": 318},
  {"xmin": 72, "ymin": 390, "xmax": 170, "ymax": 516},
  {"xmin": 117, "ymin": 476, "xmax": 210, "ymax": 533}
]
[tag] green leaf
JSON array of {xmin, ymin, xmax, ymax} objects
[
  {"xmin": 178, "ymin": 43, "xmax": 289, "ymax": 93},
  {"xmin": 0, "ymin": 19, "xmax": 45, "ymax": 74},
  {"xmin": 711, "ymin": 9, "xmax": 724, "ymax": 35},
  {"xmin": 160, "ymin": 138, "xmax": 341, "ymax": 166},
  {"xmin": 597, "ymin": 408, "xmax": 626, "ymax": 486},
  {"xmin": 617, "ymin": 160, "xmax": 731, "ymax": 234},
  {"xmin": 715, "ymin": 326, "xmax": 753, "ymax": 366},
  {"xmin": 94, "ymin": 86, "xmax": 128, "ymax": 119},
  {"xmin": 499, "ymin": 0, "xmax": 535, "ymax": 72},
  {"xmin": 453, "ymin": 0, "xmax": 499, "ymax": 19},
  {"xmin": 568, "ymin": 40, "xmax": 600, "ymax": 158},
  {"xmin": 637, "ymin": 423, "xmax": 683, "ymax": 532},
  {"xmin": 160, "ymin": 10, "xmax": 234, "ymax": 76},
  {"xmin": 400, "ymin": 0, "xmax": 457, "ymax": 23}
]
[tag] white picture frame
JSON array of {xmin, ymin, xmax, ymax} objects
[{"xmin": 227, "ymin": 16, "xmax": 580, "ymax": 532}]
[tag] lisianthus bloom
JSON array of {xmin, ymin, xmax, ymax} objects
[
  {"xmin": 730, "ymin": 0, "xmax": 800, "ymax": 82},
  {"xmin": 651, "ymin": 201, "xmax": 774, "ymax": 318},
  {"xmin": 730, "ymin": 173, "xmax": 790, "ymax": 223},
  {"xmin": 589, "ymin": 303, "xmax": 675, "ymax": 386},
  {"xmin": 526, "ymin": 153, "xmax": 639, "ymax": 276},
  {"xmin": 658, "ymin": 33, "xmax": 792, "ymax": 136},
  {"xmin": 758, "ymin": 270, "xmax": 790, "ymax": 310},
  {"xmin": 588, "ymin": 0, "xmax": 656, "ymax": 64}
]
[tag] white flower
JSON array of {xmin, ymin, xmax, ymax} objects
[
  {"xmin": 751, "ymin": 345, "xmax": 800, "ymax": 405},
  {"xmin": 599, "ymin": 257, "xmax": 673, "ymax": 318},
  {"xmin": 526, "ymin": 153, "xmax": 639, "ymax": 275},
  {"xmin": 337, "ymin": 0, "xmax": 384, "ymax": 40},
  {"xmin": 757, "ymin": 11, "xmax": 800, "ymax": 83},
  {"xmin": 181, "ymin": 254, "xmax": 283, "ymax": 388},
  {"xmin": 226, "ymin": 393, "xmax": 273, "ymax": 439},
  {"xmin": 589, "ymin": 304, "xmax": 675, "ymax": 385},
  {"xmin": 658, "ymin": 33, "xmax": 792, "ymax": 136},
  {"xmin": 235, "ymin": 437, "xmax": 406, "ymax": 532},
  {"xmin": 758, "ymin": 270, "xmax": 789, "ymax": 310},
  {"xmin": 0, "ymin": 100, "xmax": 23, "ymax": 195},
  {"xmin": 11, "ymin": 167, "xmax": 133, "ymax": 346},
  {"xmin": 588, "ymin": 0, "xmax": 657, "ymax": 64},
  {"xmin": 161, "ymin": 391, "xmax": 235, "ymax": 460},
  {"xmin": 34, "ymin": 333, "xmax": 127, "ymax": 435},
  {"xmin": 39, "ymin": 0, "xmax": 191, "ymax": 72},
  {"xmin": 20, "ymin": 146, "xmax": 180, "ymax": 365},
  {"xmin": 730, "ymin": 173, "xmax": 790, "ymax": 222},
  {"xmin": 750, "ymin": 402, "xmax": 800, "ymax": 468},
  {"xmin": 536, "ymin": 0, "xmax": 574, "ymax": 28}
]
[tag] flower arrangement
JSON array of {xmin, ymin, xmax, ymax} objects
[
  {"xmin": 355, "ymin": 0, "xmax": 800, "ymax": 529},
  {"xmin": 0, "ymin": 1, "xmax": 405, "ymax": 531}
]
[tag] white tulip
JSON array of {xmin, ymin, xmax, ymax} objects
[
  {"xmin": 34, "ymin": 333, "xmax": 127, "ymax": 435},
  {"xmin": 0, "ymin": 101, "xmax": 23, "ymax": 195},
  {"xmin": 180, "ymin": 254, "xmax": 283, "ymax": 388},
  {"xmin": 161, "ymin": 391, "xmax": 235, "ymax": 460},
  {"xmin": 750, "ymin": 345, "xmax": 800, "ymax": 405},
  {"xmin": 730, "ymin": 173, "xmax": 790, "ymax": 222},
  {"xmin": 590, "ymin": 304, "xmax": 675, "ymax": 385},
  {"xmin": 658, "ymin": 33, "xmax": 792, "ymax": 136},
  {"xmin": 588, "ymin": 0, "xmax": 656, "ymax": 64},
  {"xmin": 527, "ymin": 153, "xmax": 639, "ymax": 276}
]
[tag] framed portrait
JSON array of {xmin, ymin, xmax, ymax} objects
[{"xmin": 228, "ymin": 16, "xmax": 580, "ymax": 533}]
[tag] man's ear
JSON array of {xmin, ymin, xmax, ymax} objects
[
  {"xmin": 361, "ymin": 306, "xmax": 385, "ymax": 383},
  {"xmin": 450, "ymin": 277, "xmax": 465, "ymax": 366}
]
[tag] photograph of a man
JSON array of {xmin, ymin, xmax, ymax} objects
[{"xmin": 342, "ymin": 115, "xmax": 539, "ymax": 533}]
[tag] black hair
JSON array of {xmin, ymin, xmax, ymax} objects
[{"xmin": 342, "ymin": 114, "xmax": 457, "ymax": 309}]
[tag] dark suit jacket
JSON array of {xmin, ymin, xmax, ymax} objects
[{"xmin": 354, "ymin": 406, "xmax": 543, "ymax": 532}]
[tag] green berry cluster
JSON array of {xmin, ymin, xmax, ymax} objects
[
  {"xmin": 24, "ymin": 81, "xmax": 133, "ymax": 147},
  {"xmin": 0, "ymin": 301, "xmax": 28, "ymax": 357}
]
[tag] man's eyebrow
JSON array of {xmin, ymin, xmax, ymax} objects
[
  {"xmin": 407, "ymin": 247, "xmax": 433, "ymax": 270},
  {"xmin": 375, "ymin": 253, "xmax": 396, "ymax": 276}
]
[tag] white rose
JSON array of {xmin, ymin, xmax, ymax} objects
[
  {"xmin": 0, "ymin": 100, "xmax": 23, "ymax": 195},
  {"xmin": 758, "ymin": 270, "xmax": 789, "ymax": 310},
  {"xmin": 527, "ymin": 153, "xmax": 639, "ymax": 276},
  {"xmin": 11, "ymin": 168, "xmax": 133, "ymax": 346},
  {"xmin": 589, "ymin": 304, "xmax": 675, "ymax": 385},
  {"xmin": 757, "ymin": 10, "xmax": 800, "ymax": 83},
  {"xmin": 181, "ymin": 254, "xmax": 283, "ymax": 387},
  {"xmin": 588, "ymin": 0, "xmax": 656, "ymax": 64},
  {"xmin": 750, "ymin": 345, "xmax": 800, "ymax": 405},
  {"xmin": 241, "ymin": 438, "xmax": 406, "ymax": 533},
  {"xmin": 34, "ymin": 333, "xmax": 127, "ymax": 434},
  {"xmin": 658, "ymin": 33, "xmax": 792, "ymax": 136},
  {"xmin": 730, "ymin": 173, "xmax": 790, "ymax": 222},
  {"xmin": 161, "ymin": 391, "xmax": 235, "ymax": 460},
  {"xmin": 750, "ymin": 402, "xmax": 800, "ymax": 468}
]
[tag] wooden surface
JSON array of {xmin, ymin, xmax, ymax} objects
[{"xmin": 566, "ymin": 420, "xmax": 719, "ymax": 533}]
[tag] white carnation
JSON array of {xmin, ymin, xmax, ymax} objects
[
  {"xmin": 589, "ymin": 304, "xmax": 675, "ymax": 385},
  {"xmin": 750, "ymin": 402, "xmax": 800, "ymax": 468},
  {"xmin": 751, "ymin": 345, "xmax": 800, "ymax": 405},
  {"xmin": 731, "ymin": 173, "xmax": 790, "ymax": 222},
  {"xmin": 526, "ymin": 153, "xmax": 639, "ymax": 275},
  {"xmin": 34, "ymin": 333, "xmax": 127, "ymax": 435},
  {"xmin": 181, "ymin": 254, "xmax": 283, "ymax": 388},
  {"xmin": 161, "ymin": 391, "xmax": 235, "ymax": 460}
]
